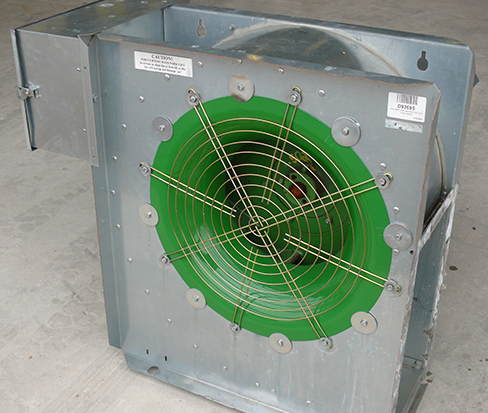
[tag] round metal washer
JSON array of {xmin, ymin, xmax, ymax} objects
[
  {"xmin": 152, "ymin": 116, "xmax": 173, "ymax": 141},
  {"xmin": 186, "ymin": 288, "xmax": 206, "ymax": 310},
  {"xmin": 229, "ymin": 74, "xmax": 254, "ymax": 102},
  {"xmin": 331, "ymin": 116, "xmax": 361, "ymax": 147},
  {"xmin": 139, "ymin": 203, "xmax": 159, "ymax": 226},
  {"xmin": 351, "ymin": 311, "xmax": 377, "ymax": 335},
  {"xmin": 384, "ymin": 222, "xmax": 413, "ymax": 251},
  {"xmin": 269, "ymin": 333, "xmax": 292, "ymax": 354}
]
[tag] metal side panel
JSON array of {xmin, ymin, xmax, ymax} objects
[{"xmin": 14, "ymin": 29, "xmax": 92, "ymax": 161}]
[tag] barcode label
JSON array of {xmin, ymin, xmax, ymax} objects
[{"xmin": 387, "ymin": 92, "xmax": 427, "ymax": 123}]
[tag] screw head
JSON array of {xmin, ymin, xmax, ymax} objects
[
  {"xmin": 127, "ymin": 257, "xmax": 133, "ymax": 263},
  {"xmin": 112, "ymin": 156, "xmax": 118, "ymax": 162},
  {"xmin": 145, "ymin": 211, "xmax": 152, "ymax": 218},
  {"xmin": 145, "ymin": 289, "xmax": 150, "ymax": 295},
  {"xmin": 255, "ymin": 383, "xmax": 260, "ymax": 388},
  {"xmin": 290, "ymin": 93, "xmax": 298, "ymax": 102},
  {"xmin": 341, "ymin": 127, "xmax": 350, "ymax": 136},
  {"xmin": 192, "ymin": 295, "xmax": 199, "ymax": 302},
  {"xmin": 158, "ymin": 124, "xmax": 166, "ymax": 132},
  {"xmin": 164, "ymin": 74, "xmax": 170, "ymax": 81},
  {"xmin": 189, "ymin": 95, "xmax": 198, "ymax": 103},
  {"xmin": 193, "ymin": 344, "xmax": 198, "ymax": 350},
  {"xmin": 318, "ymin": 89, "xmax": 325, "ymax": 97},
  {"xmin": 360, "ymin": 319, "xmax": 369, "ymax": 327},
  {"xmin": 394, "ymin": 233, "xmax": 403, "ymax": 241},
  {"xmin": 197, "ymin": 61, "xmax": 204, "ymax": 68},
  {"xmin": 237, "ymin": 83, "xmax": 245, "ymax": 91},
  {"xmin": 223, "ymin": 366, "xmax": 228, "ymax": 371},
  {"xmin": 393, "ymin": 207, "xmax": 400, "ymax": 214},
  {"xmin": 160, "ymin": 255, "xmax": 170, "ymax": 264},
  {"xmin": 277, "ymin": 68, "xmax": 284, "ymax": 74},
  {"xmin": 393, "ymin": 248, "xmax": 400, "ymax": 255},
  {"xmin": 92, "ymin": 94, "xmax": 98, "ymax": 102},
  {"xmin": 121, "ymin": 124, "xmax": 127, "ymax": 131},
  {"xmin": 139, "ymin": 96, "xmax": 145, "ymax": 103},
  {"xmin": 277, "ymin": 339, "xmax": 284, "ymax": 347},
  {"xmin": 167, "ymin": 319, "xmax": 172, "ymax": 324},
  {"xmin": 110, "ymin": 190, "xmax": 116, "ymax": 196},
  {"xmin": 116, "ymin": 224, "xmax": 121, "ymax": 230}
]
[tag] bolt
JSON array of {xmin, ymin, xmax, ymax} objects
[
  {"xmin": 290, "ymin": 93, "xmax": 298, "ymax": 102},
  {"xmin": 394, "ymin": 233, "xmax": 403, "ymax": 241},
  {"xmin": 360, "ymin": 319, "xmax": 369, "ymax": 327},
  {"xmin": 139, "ymin": 96, "xmax": 145, "ymax": 103},
  {"xmin": 386, "ymin": 283, "xmax": 394, "ymax": 292},
  {"xmin": 230, "ymin": 323, "xmax": 241, "ymax": 333},
  {"xmin": 158, "ymin": 124, "xmax": 166, "ymax": 132},
  {"xmin": 145, "ymin": 211, "xmax": 152, "ymax": 218},
  {"xmin": 378, "ymin": 177, "xmax": 387, "ymax": 186},
  {"xmin": 318, "ymin": 89, "xmax": 325, "ymax": 97},
  {"xmin": 320, "ymin": 338, "xmax": 333, "ymax": 349},
  {"xmin": 277, "ymin": 339, "xmax": 284, "ymax": 347},
  {"xmin": 160, "ymin": 256, "xmax": 169, "ymax": 264},
  {"xmin": 341, "ymin": 127, "xmax": 350, "ymax": 136},
  {"xmin": 192, "ymin": 295, "xmax": 199, "ymax": 302},
  {"xmin": 189, "ymin": 94, "xmax": 198, "ymax": 103},
  {"xmin": 116, "ymin": 224, "xmax": 121, "ymax": 230},
  {"xmin": 237, "ymin": 83, "xmax": 245, "ymax": 91},
  {"xmin": 145, "ymin": 289, "xmax": 150, "ymax": 295},
  {"xmin": 121, "ymin": 124, "xmax": 127, "ymax": 130},
  {"xmin": 127, "ymin": 257, "xmax": 133, "ymax": 263}
]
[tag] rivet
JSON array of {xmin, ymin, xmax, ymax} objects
[
  {"xmin": 393, "ymin": 248, "xmax": 399, "ymax": 255},
  {"xmin": 83, "ymin": 128, "xmax": 87, "ymax": 133},
  {"xmin": 318, "ymin": 89, "xmax": 325, "ymax": 97},
  {"xmin": 306, "ymin": 401, "xmax": 311, "ymax": 406},
  {"xmin": 277, "ymin": 68, "xmax": 284, "ymax": 75},
  {"xmin": 255, "ymin": 383, "xmax": 260, "ymax": 388},
  {"xmin": 393, "ymin": 207, "xmax": 400, "ymax": 214},
  {"xmin": 167, "ymin": 319, "xmax": 172, "ymax": 324},
  {"xmin": 139, "ymin": 96, "xmax": 145, "ymax": 103},
  {"xmin": 160, "ymin": 255, "xmax": 170, "ymax": 264},
  {"xmin": 236, "ymin": 59, "xmax": 242, "ymax": 65},
  {"xmin": 379, "ymin": 163, "xmax": 387, "ymax": 170},
  {"xmin": 197, "ymin": 61, "xmax": 204, "ymax": 68},
  {"xmin": 112, "ymin": 156, "xmax": 118, "ymax": 162},
  {"xmin": 92, "ymin": 94, "xmax": 98, "ymax": 102},
  {"xmin": 271, "ymin": 389, "xmax": 276, "ymax": 394},
  {"xmin": 193, "ymin": 344, "xmax": 198, "ymax": 350},
  {"xmin": 127, "ymin": 257, "xmax": 133, "ymax": 263},
  {"xmin": 77, "ymin": 67, "xmax": 81, "ymax": 72},
  {"xmin": 116, "ymin": 224, "xmax": 121, "ymax": 230},
  {"xmin": 121, "ymin": 124, "xmax": 127, "ymax": 130},
  {"xmin": 229, "ymin": 24, "xmax": 235, "ymax": 30},
  {"xmin": 341, "ymin": 127, "xmax": 350, "ymax": 136},
  {"xmin": 164, "ymin": 74, "xmax": 170, "ymax": 81},
  {"xmin": 110, "ymin": 190, "xmax": 116, "ymax": 196},
  {"xmin": 145, "ymin": 289, "xmax": 150, "ymax": 295},
  {"xmin": 223, "ymin": 366, "xmax": 228, "ymax": 371}
]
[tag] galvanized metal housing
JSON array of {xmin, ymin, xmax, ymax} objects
[{"xmin": 12, "ymin": 1, "xmax": 475, "ymax": 412}]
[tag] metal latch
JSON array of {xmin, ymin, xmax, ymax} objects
[{"xmin": 17, "ymin": 84, "xmax": 40, "ymax": 100}]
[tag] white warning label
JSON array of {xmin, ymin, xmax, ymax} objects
[
  {"xmin": 387, "ymin": 92, "xmax": 427, "ymax": 123},
  {"xmin": 134, "ymin": 51, "xmax": 193, "ymax": 78}
]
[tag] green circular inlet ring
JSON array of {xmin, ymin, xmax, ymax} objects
[{"xmin": 151, "ymin": 96, "xmax": 391, "ymax": 341}]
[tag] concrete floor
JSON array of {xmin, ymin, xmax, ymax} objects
[{"xmin": 1, "ymin": 0, "xmax": 487, "ymax": 412}]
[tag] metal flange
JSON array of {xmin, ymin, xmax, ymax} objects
[
  {"xmin": 331, "ymin": 117, "xmax": 361, "ymax": 147},
  {"xmin": 186, "ymin": 288, "xmax": 206, "ymax": 309},
  {"xmin": 269, "ymin": 333, "xmax": 292, "ymax": 354},
  {"xmin": 384, "ymin": 222, "xmax": 413, "ymax": 251},
  {"xmin": 139, "ymin": 203, "xmax": 159, "ymax": 226},
  {"xmin": 351, "ymin": 312, "xmax": 378, "ymax": 335},
  {"xmin": 229, "ymin": 74, "xmax": 254, "ymax": 102}
]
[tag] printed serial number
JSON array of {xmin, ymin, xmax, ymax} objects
[{"xmin": 397, "ymin": 104, "xmax": 416, "ymax": 111}]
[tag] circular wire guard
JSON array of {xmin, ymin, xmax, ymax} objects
[{"xmin": 151, "ymin": 96, "xmax": 391, "ymax": 340}]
